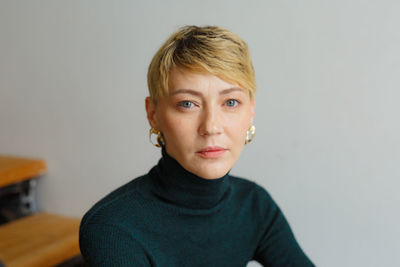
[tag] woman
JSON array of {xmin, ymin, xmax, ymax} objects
[{"xmin": 79, "ymin": 25, "xmax": 314, "ymax": 266}]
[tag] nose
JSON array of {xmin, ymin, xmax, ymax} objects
[{"xmin": 198, "ymin": 105, "xmax": 222, "ymax": 136}]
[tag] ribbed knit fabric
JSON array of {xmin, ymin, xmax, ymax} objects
[{"xmin": 79, "ymin": 149, "xmax": 314, "ymax": 266}]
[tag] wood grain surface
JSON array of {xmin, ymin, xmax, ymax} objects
[
  {"xmin": 0, "ymin": 212, "xmax": 81, "ymax": 267},
  {"xmin": 0, "ymin": 155, "xmax": 47, "ymax": 187}
]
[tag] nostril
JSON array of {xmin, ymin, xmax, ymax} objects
[{"xmin": 199, "ymin": 125, "xmax": 222, "ymax": 136}]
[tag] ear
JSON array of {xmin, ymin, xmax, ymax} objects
[{"xmin": 145, "ymin": 97, "xmax": 159, "ymax": 129}]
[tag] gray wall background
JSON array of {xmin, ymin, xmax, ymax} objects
[{"xmin": 1, "ymin": 1, "xmax": 399, "ymax": 266}]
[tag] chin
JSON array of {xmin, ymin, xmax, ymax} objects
[
  {"xmin": 199, "ymin": 173, "xmax": 227, "ymax": 180},
  {"xmin": 190, "ymin": 162, "xmax": 231, "ymax": 180}
]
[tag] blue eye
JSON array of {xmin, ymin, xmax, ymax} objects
[
  {"xmin": 178, "ymin": 101, "xmax": 195, "ymax": 109},
  {"xmin": 225, "ymin": 99, "xmax": 238, "ymax": 107}
]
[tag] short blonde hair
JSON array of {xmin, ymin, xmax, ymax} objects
[{"xmin": 147, "ymin": 25, "xmax": 256, "ymax": 101}]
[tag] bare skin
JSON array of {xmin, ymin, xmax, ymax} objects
[{"xmin": 146, "ymin": 67, "xmax": 254, "ymax": 179}]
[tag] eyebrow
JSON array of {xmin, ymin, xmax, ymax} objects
[
  {"xmin": 219, "ymin": 87, "xmax": 245, "ymax": 95},
  {"xmin": 169, "ymin": 87, "xmax": 245, "ymax": 97}
]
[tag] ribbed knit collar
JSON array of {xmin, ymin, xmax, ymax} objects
[{"xmin": 149, "ymin": 148, "xmax": 231, "ymax": 210}]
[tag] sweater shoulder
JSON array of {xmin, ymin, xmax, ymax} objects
[
  {"xmin": 229, "ymin": 174, "xmax": 257, "ymax": 189},
  {"xmin": 229, "ymin": 174, "xmax": 270, "ymax": 195},
  {"xmin": 228, "ymin": 174, "xmax": 278, "ymax": 207},
  {"xmin": 80, "ymin": 175, "xmax": 146, "ymax": 230}
]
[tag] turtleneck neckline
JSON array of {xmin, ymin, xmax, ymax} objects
[{"xmin": 149, "ymin": 148, "xmax": 231, "ymax": 210}]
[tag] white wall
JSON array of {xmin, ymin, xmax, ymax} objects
[{"xmin": 1, "ymin": 1, "xmax": 399, "ymax": 266}]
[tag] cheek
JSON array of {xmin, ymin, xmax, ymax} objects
[
  {"xmin": 160, "ymin": 112, "xmax": 196, "ymax": 144},
  {"xmin": 225, "ymin": 115, "xmax": 251, "ymax": 143}
]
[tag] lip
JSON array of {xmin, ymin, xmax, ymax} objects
[{"xmin": 196, "ymin": 146, "xmax": 227, "ymax": 159}]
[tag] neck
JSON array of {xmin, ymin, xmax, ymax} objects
[{"xmin": 149, "ymin": 148, "xmax": 231, "ymax": 209}]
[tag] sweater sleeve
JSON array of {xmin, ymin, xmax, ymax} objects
[
  {"xmin": 252, "ymin": 186, "xmax": 315, "ymax": 267},
  {"xmin": 79, "ymin": 223, "xmax": 152, "ymax": 266}
]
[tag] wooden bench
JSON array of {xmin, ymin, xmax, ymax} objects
[
  {"xmin": 0, "ymin": 212, "xmax": 81, "ymax": 267},
  {"xmin": 0, "ymin": 155, "xmax": 82, "ymax": 266},
  {"xmin": 0, "ymin": 155, "xmax": 47, "ymax": 188},
  {"xmin": 0, "ymin": 155, "xmax": 47, "ymax": 219}
]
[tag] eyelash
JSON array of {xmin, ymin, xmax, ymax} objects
[
  {"xmin": 225, "ymin": 99, "xmax": 240, "ymax": 107},
  {"xmin": 177, "ymin": 101, "xmax": 196, "ymax": 109},
  {"xmin": 176, "ymin": 99, "xmax": 241, "ymax": 110}
]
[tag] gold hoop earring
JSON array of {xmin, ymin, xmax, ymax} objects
[
  {"xmin": 149, "ymin": 128, "xmax": 165, "ymax": 147},
  {"xmin": 245, "ymin": 125, "xmax": 256, "ymax": 145}
]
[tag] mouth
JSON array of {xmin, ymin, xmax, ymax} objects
[{"xmin": 196, "ymin": 146, "xmax": 227, "ymax": 159}]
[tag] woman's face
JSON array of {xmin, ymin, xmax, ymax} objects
[{"xmin": 146, "ymin": 67, "xmax": 254, "ymax": 179}]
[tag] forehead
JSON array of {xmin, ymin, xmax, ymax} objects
[{"xmin": 167, "ymin": 67, "xmax": 245, "ymax": 95}]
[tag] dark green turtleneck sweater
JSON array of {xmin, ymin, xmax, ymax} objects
[{"xmin": 79, "ymin": 150, "xmax": 314, "ymax": 266}]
